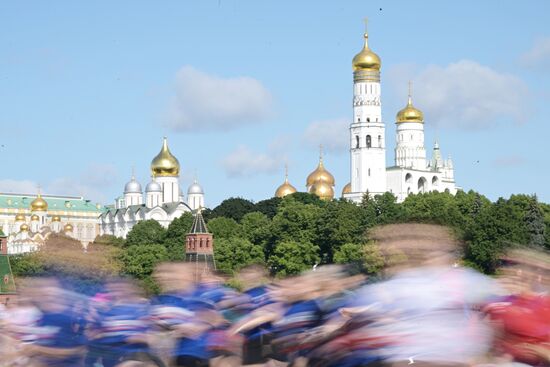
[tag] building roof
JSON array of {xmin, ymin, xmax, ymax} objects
[
  {"xmin": 0, "ymin": 255, "xmax": 16, "ymax": 294},
  {"xmin": 189, "ymin": 210, "xmax": 209, "ymax": 234},
  {"xmin": 0, "ymin": 193, "xmax": 106, "ymax": 213}
]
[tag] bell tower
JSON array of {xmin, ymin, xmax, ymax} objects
[
  {"xmin": 345, "ymin": 19, "xmax": 386, "ymax": 203},
  {"xmin": 185, "ymin": 209, "xmax": 216, "ymax": 275}
]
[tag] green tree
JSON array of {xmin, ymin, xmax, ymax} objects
[
  {"xmin": 241, "ymin": 212, "xmax": 271, "ymax": 248},
  {"xmin": 210, "ymin": 198, "xmax": 256, "ymax": 222},
  {"xmin": 90, "ymin": 234, "xmax": 126, "ymax": 248},
  {"xmin": 125, "ymin": 220, "xmax": 166, "ymax": 247},
  {"xmin": 163, "ymin": 212, "xmax": 194, "ymax": 260},
  {"xmin": 525, "ymin": 195, "xmax": 545, "ymax": 247},
  {"xmin": 214, "ymin": 238, "xmax": 265, "ymax": 274},
  {"xmin": 315, "ymin": 200, "xmax": 367, "ymax": 262},
  {"xmin": 254, "ymin": 197, "xmax": 282, "ymax": 219},
  {"xmin": 286, "ymin": 192, "xmax": 325, "ymax": 207},
  {"xmin": 119, "ymin": 243, "xmax": 168, "ymax": 280},
  {"xmin": 207, "ymin": 217, "xmax": 241, "ymax": 239},
  {"xmin": 268, "ymin": 241, "xmax": 320, "ymax": 276},
  {"xmin": 333, "ymin": 242, "xmax": 385, "ymax": 275},
  {"xmin": 268, "ymin": 199, "xmax": 322, "ymax": 257},
  {"xmin": 10, "ymin": 253, "xmax": 45, "ymax": 277},
  {"xmin": 401, "ymin": 191, "xmax": 463, "ymax": 227}
]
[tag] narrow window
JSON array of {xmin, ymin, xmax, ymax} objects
[
  {"xmin": 378, "ymin": 135, "xmax": 382, "ymax": 147},
  {"xmin": 355, "ymin": 135, "xmax": 360, "ymax": 148},
  {"xmin": 367, "ymin": 117, "xmax": 370, "ymax": 122},
  {"xmin": 368, "ymin": 168, "xmax": 371, "ymax": 176},
  {"xmin": 366, "ymin": 135, "xmax": 372, "ymax": 148}
]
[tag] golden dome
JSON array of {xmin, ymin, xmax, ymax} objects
[
  {"xmin": 275, "ymin": 168, "xmax": 297, "ymax": 198},
  {"xmin": 20, "ymin": 223, "xmax": 29, "ymax": 232},
  {"xmin": 151, "ymin": 137, "xmax": 180, "ymax": 177},
  {"xmin": 309, "ymin": 180, "xmax": 334, "ymax": 201},
  {"xmin": 15, "ymin": 213, "xmax": 25, "ymax": 221},
  {"xmin": 306, "ymin": 149, "xmax": 335, "ymax": 187},
  {"xmin": 31, "ymin": 214, "xmax": 39, "ymax": 221},
  {"xmin": 30, "ymin": 194, "xmax": 48, "ymax": 211},
  {"xmin": 396, "ymin": 95, "xmax": 424, "ymax": 123},
  {"xmin": 352, "ymin": 32, "xmax": 381, "ymax": 71},
  {"xmin": 342, "ymin": 182, "xmax": 352, "ymax": 196},
  {"xmin": 52, "ymin": 215, "xmax": 61, "ymax": 222},
  {"xmin": 64, "ymin": 223, "xmax": 73, "ymax": 232}
]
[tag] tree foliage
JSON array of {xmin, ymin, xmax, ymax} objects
[
  {"xmin": 214, "ymin": 238, "xmax": 265, "ymax": 274},
  {"xmin": 125, "ymin": 220, "xmax": 166, "ymax": 247},
  {"xmin": 268, "ymin": 241, "xmax": 320, "ymax": 276},
  {"xmin": 163, "ymin": 212, "xmax": 194, "ymax": 260},
  {"xmin": 209, "ymin": 197, "xmax": 256, "ymax": 222}
]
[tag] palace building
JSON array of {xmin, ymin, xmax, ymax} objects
[
  {"xmin": 99, "ymin": 137, "xmax": 206, "ymax": 238},
  {"xmin": 0, "ymin": 192, "xmax": 104, "ymax": 254},
  {"xmin": 274, "ymin": 24, "xmax": 458, "ymax": 202}
]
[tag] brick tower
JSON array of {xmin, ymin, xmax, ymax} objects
[{"xmin": 185, "ymin": 209, "xmax": 216, "ymax": 274}]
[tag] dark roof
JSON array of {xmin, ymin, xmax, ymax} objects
[{"xmin": 189, "ymin": 210, "xmax": 209, "ymax": 234}]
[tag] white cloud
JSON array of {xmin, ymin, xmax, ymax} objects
[
  {"xmin": 520, "ymin": 37, "xmax": 550, "ymax": 71},
  {"xmin": 388, "ymin": 60, "xmax": 529, "ymax": 129},
  {"xmin": 165, "ymin": 66, "xmax": 273, "ymax": 132},
  {"xmin": 0, "ymin": 164, "xmax": 117, "ymax": 203},
  {"xmin": 0, "ymin": 179, "xmax": 40, "ymax": 194},
  {"xmin": 221, "ymin": 141, "xmax": 287, "ymax": 178},
  {"xmin": 303, "ymin": 118, "xmax": 349, "ymax": 153}
]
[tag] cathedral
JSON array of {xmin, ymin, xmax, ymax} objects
[
  {"xmin": 99, "ymin": 138, "xmax": 205, "ymax": 238},
  {"xmin": 275, "ymin": 24, "xmax": 458, "ymax": 202}
]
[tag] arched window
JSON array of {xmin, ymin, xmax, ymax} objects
[
  {"xmin": 355, "ymin": 135, "xmax": 360, "ymax": 148},
  {"xmin": 366, "ymin": 135, "xmax": 372, "ymax": 148},
  {"xmin": 405, "ymin": 173, "xmax": 412, "ymax": 183},
  {"xmin": 432, "ymin": 176, "xmax": 439, "ymax": 186},
  {"xmin": 378, "ymin": 135, "xmax": 382, "ymax": 147},
  {"xmin": 368, "ymin": 168, "xmax": 371, "ymax": 176},
  {"xmin": 357, "ymin": 117, "xmax": 360, "ymax": 122},
  {"xmin": 418, "ymin": 177, "xmax": 427, "ymax": 193},
  {"xmin": 367, "ymin": 117, "xmax": 370, "ymax": 122}
]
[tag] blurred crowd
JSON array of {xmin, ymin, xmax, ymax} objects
[{"xmin": 2, "ymin": 243, "xmax": 550, "ymax": 367}]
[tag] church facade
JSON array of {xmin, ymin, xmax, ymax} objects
[
  {"xmin": 99, "ymin": 138, "xmax": 206, "ymax": 238},
  {"xmin": 275, "ymin": 24, "xmax": 458, "ymax": 202}
]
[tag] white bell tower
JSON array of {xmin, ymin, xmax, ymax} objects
[{"xmin": 345, "ymin": 20, "xmax": 386, "ymax": 203}]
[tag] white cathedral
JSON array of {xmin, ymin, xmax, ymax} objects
[
  {"xmin": 99, "ymin": 138, "xmax": 205, "ymax": 238},
  {"xmin": 275, "ymin": 24, "xmax": 458, "ymax": 202}
]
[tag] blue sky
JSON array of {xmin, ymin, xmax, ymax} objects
[{"xmin": 1, "ymin": 0, "xmax": 549, "ymax": 207}]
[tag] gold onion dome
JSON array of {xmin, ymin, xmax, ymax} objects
[
  {"xmin": 151, "ymin": 137, "xmax": 180, "ymax": 177},
  {"xmin": 310, "ymin": 180, "xmax": 334, "ymax": 201},
  {"xmin": 52, "ymin": 215, "xmax": 61, "ymax": 222},
  {"xmin": 30, "ymin": 194, "xmax": 48, "ymax": 211},
  {"xmin": 306, "ymin": 150, "xmax": 335, "ymax": 187},
  {"xmin": 275, "ymin": 167, "xmax": 297, "ymax": 198},
  {"xmin": 396, "ymin": 95, "xmax": 424, "ymax": 123},
  {"xmin": 352, "ymin": 31, "xmax": 381, "ymax": 71},
  {"xmin": 20, "ymin": 223, "xmax": 29, "ymax": 232},
  {"xmin": 64, "ymin": 223, "xmax": 73, "ymax": 232},
  {"xmin": 31, "ymin": 214, "xmax": 39, "ymax": 221},
  {"xmin": 15, "ymin": 213, "xmax": 25, "ymax": 221},
  {"xmin": 342, "ymin": 182, "xmax": 352, "ymax": 196}
]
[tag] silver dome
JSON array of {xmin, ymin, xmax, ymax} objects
[
  {"xmin": 146, "ymin": 180, "xmax": 162, "ymax": 192},
  {"xmin": 124, "ymin": 177, "xmax": 142, "ymax": 194},
  {"xmin": 187, "ymin": 180, "xmax": 204, "ymax": 195}
]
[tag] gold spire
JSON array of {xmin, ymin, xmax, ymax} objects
[
  {"xmin": 396, "ymin": 81, "xmax": 424, "ymax": 123},
  {"xmin": 306, "ymin": 145, "xmax": 335, "ymax": 187},
  {"xmin": 30, "ymin": 188, "xmax": 48, "ymax": 212},
  {"xmin": 275, "ymin": 164, "xmax": 297, "ymax": 198},
  {"xmin": 151, "ymin": 137, "xmax": 180, "ymax": 177},
  {"xmin": 352, "ymin": 18, "xmax": 381, "ymax": 71}
]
